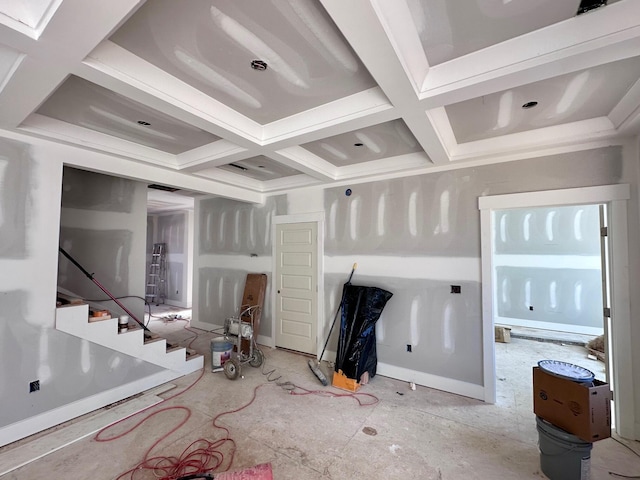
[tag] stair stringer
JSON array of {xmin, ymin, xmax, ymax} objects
[{"xmin": 55, "ymin": 304, "xmax": 203, "ymax": 374}]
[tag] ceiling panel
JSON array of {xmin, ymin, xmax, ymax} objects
[
  {"xmin": 301, "ymin": 119, "xmax": 422, "ymax": 166},
  {"xmin": 409, "ymin": 0, "xmax": 586, "ymax": 66},
  {"xmin": 0, "ymin": 44, "xmax": 22, "ymax": 92},
  {"xmin": 110, "ymin": 0, "xmax": 376, "ymax": 124},
  {"xmin": 218, "ymin": 155, "xmax": 302, "ymax": 181},
  {"xmin": 36, "ymin": 76, "xmax": 220, "ymax": 154},
  {"xmin": 445, "ymin": 56, "xmax": 640, "ymax": 143},
  {"xmin": 0, "ymin": 0, "xmax": 58, "ymax": 30}
]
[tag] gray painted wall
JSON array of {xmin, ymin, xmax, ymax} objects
[
  {"xmin": 0, "ymin": 145, "xmax": 163, "ymax": 433},
  {"xmin": 317, "ymin": 146, "xmax": 624, "ymax": 388},
  {"xmin": 494, "ymin": 204, "xmax": 603, "ymax": 331},
  {"xmin": 193, "ymin": 196, "xmax": 286, "ymax": 338},
  {"xmin": 0, "ymin": 141, "xmax": 29, "ymax": 259},
  {"xmin": 58, "ymin": 167, "xmax": 147, "ymax": 321}
]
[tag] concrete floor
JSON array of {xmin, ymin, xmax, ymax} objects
[{"xmin": 2, "ymin": 309, "xmax": 639, "ymax": 479}]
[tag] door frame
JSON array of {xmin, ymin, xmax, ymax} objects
[
  {"xmin": 272, "ymin": 213, "xmax": 324, "ymax": 355},
  {"xmin": 479, "ymin": 184, "xmax": 633, "ymax": 438}
]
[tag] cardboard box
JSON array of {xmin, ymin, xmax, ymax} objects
[
  {"xmin": 494, "ymin": 326, "xmax": 511, "ymax": 343},
  {"xmin": 533, "ymin": 366, "xmax": 611, "ymax": 442}
]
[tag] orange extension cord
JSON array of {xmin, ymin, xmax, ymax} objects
[{"xmin": 94, "ymin": 325, "xmax": 379, "ymax": 480}]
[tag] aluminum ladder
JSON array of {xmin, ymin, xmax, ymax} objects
[{"xmin": 146, "ymin": 243, "xmax": 167, "ymax": 306}]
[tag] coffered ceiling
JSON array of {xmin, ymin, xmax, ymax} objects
[{"xmin": 0, "ymin": 0, "xmax": 638, "ymax": 202}]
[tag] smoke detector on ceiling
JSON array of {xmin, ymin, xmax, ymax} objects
[{"xmin": 577, "ymin": 0, "xmax": 607, "ymax": 15}]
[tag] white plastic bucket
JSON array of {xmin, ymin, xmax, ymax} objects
[
  {"xmin": 536, "ymin": 417, "xmax": 592, "ymax": 480},
  {"xmin": 211, "ymin": 338, "xmax": 233, "ymax": 371}
]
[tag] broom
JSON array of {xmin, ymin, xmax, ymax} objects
[{"xmin": 308, "ymin": 263, "xmax": 357, "ymax": 386}]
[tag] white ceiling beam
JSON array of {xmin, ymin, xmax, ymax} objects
[
  {"xmin": 193, "ymin": 167, "xmax": 263, "ymax": 193},
  {"xmin": 176, "ymin": 140, "xmax": 252, "ymax": 172},
  {"xmin": 260, "ymin": 174, "xmax": 323, "ymax": 193},
  {"xmin": 609, "ymin": 78, "xmax": 640, "ymax": 133},
  {"xmin": 269, "ymin": 147, "xmax": 337, "ymax": 182},
  {"xmin": 78, "ymin": 41, "xmax": 264, "ymax": 147},
  {"xmin": 0, "ymin": 57, "xmax": 67, "ymax": 128},
  {"xmin": 615, "ymin": 107, "xmax": 640, "ymax": 136},
  {"xmin": 319, "ymin": 0, "xmax": 450, "ymax": 165},
  {"xmin": 0, "ymin": 23, "xmax": 38, "ymax": 51},
  {"xmin": 0, "ymin": 127, "xmax": 263, "ymax": 203},
  {"xmin": 0, "ymin": 0, "xmax": 143, "ymax": 128},
  {"xmin": 450, "ymin": 117, "xmax": 617, "ymax": 162},
  {"xmin": 335, "ymin": 151, "xmax": 431, "ymax": 181},
  {"xmin": 369, "ymin": 0, "xmax": 429, "ymax": 94},
  {"xmin": 421, "ymin": 0, "xmax": 640, "ymax": 108},
  {"xmin": 262, "ymin": 87, "xmax": 397, "ymax": 148},
  {"xmin": 19, "ymin": 113, "xmax": 178, "ymax": 167}
]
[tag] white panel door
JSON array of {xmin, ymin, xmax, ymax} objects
[{"xmin": 275, "ymin": 222, "xmax": 317, "ymax": 354}]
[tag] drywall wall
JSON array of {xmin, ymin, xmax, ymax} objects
[
  {"xmin": 0, "ymin": 143, "xmax": 167, "ymax": 445},
  {"xmin": 0, "ymin": 141, "xmax": 28, "ymax": 258},
  {"xmin": 290, "ymin": 146, "xmax": 626, "ymax": 397},
  {"xmin": 623, "ymin": 136, "xmax": 640, "ymax": 440},
  {"xmin": 58, "ymin": 167, "xmax": 147, "ymax": 321},
  {"xmin": 192, "ymin": 196, "xmax": 286, "ymax": 339},
  {"xmin": 494, "ymin": 204, "xmax": 603, "ymax": 334},
  {"xmin": 147, "ymin": 211, "xmax": 193, "ymax": 308}
]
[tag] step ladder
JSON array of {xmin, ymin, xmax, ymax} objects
[{"xmin": 146, "ymin": 243, "xmax": 167, "ymax": 306}]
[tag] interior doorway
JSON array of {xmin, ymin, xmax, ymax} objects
[
  {"xmin": 490, "ymin": 203, "xmax": 609, "ymax": 414},
  {"xmin": 272, "ymin": 213, "xmax": 324, "ymax": 356},
  {"xmin": 145, "ymin": 186, "xmax": 196, "ymax": 311},
  {"xmin": 479, "ymin": 184, "xmax": 634, "ymax": 439}
]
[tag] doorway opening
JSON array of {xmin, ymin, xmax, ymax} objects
[
  {"xmin": 491, "ymin": 203, "xmax": 609, "ymax": 421},
  {"xmin": 479, "ymin": 184, "xmax": 633, "ymax": 438},
  {"xmin": 145, "ymin": 186, "xmax": 197, "ymax": 323}
]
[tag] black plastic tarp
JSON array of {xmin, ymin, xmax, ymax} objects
[{"xmin": 335, "ymin": 284, "xmax": 393, "ymax": 381}]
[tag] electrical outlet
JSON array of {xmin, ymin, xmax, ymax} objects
[
  {"xmin": 529, "ymin": 306, "xmax": 534, "ymax": 311},
  {"xmin": 406, "ymin": 344, "xmax": 412, "ymax": 353},
  {"xmin": 451, "ymin": 285, "xmax": 461, "ymax": 294},
  {"xmin": 29, "ymin": 380, "xmax": 40, "ymax": 393}
]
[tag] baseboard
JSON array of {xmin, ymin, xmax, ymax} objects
[
  {"xmin": 0, "ymin": 369, "xmax": 184, "ymax": 448},
  {"xmin": 496, "ymin": 316, "xmax": 603, "ymax": 336},
  {"xmin": 378, "ymin": 363, "xmax": 485, "ymax": 401},
  {"xmin": 316, "ymin": 352, "xmax": 485, "ymax": 401}
]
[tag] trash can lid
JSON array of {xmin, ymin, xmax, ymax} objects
[{"xmin": 538, "ymin": 360, "xmax": 595, "ymax": 383}]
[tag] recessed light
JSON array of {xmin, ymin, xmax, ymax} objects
[
  {"xmin": 354, "ymin": 143, "xmax": 364, "ymax": 147},
  {"xmin": 522, "ymin": 101, "xmax": 538, "ymax": 109},
  {"xmin": 258, "ymin": 165, "xmax": 265, "ymax": 168},
  {"xmin": 137, "ymin": 120, "xmax": 151, "ymax": 126},
  {"xmin": 250, "ymin": 60, "xmax": 268, "ymax": 71}
]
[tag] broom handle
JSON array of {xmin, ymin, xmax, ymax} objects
[{"xmin": 318, "ymin": 263, "xmax": 357, "ymax": 362}]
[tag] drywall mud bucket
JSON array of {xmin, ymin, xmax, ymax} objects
[
  {"xmin": 536, "ymin": 416, "xmax": 592, "ymax": 480},
  {"xmin": 211, "ymin": 337, "xmax": 233, "ymax": 371}
]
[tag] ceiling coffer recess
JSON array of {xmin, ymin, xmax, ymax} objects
[{"xmin": 577, "ymin": 0, "xmax": 607, "ymax": 15}]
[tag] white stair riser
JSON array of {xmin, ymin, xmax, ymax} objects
[{"xmin": 56, "ymin": 304, "xmax": 203, "ymax": 372}]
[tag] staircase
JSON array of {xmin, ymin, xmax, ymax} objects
[{"xmin": 56, "ymin": 304, "xmax": 203, "ymax": 374}]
